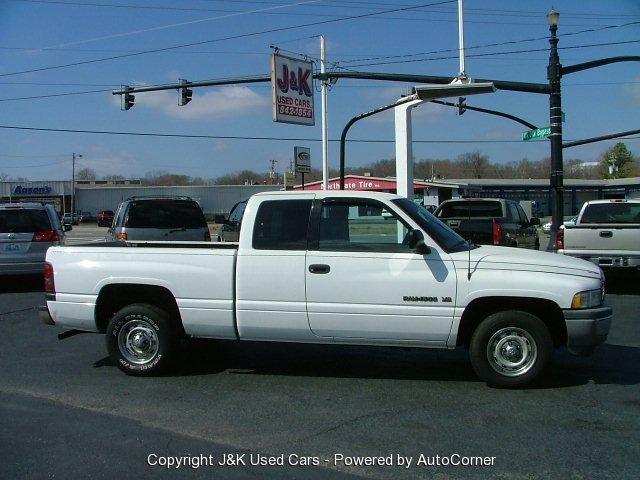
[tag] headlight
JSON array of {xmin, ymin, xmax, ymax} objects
[{"xmin": 571, "ymin": 288, "xmax": 604, "ymax": 309}]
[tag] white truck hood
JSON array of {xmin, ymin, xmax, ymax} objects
[{"xmin": 450, "ymin": 245, "xmax": 601, "ymax": 279}]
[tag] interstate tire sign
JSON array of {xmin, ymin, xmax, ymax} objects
[{"xmin": 271, "ymin": 53, "xmax": 315, "ymax": 126}]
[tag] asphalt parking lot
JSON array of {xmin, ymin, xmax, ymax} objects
[{"xmin": 1, "ymin": 227, "xmax": 638, "ymax": 479}]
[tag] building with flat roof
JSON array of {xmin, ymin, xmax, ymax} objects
[{"xmin": 3, "ymin": 176, "xmax": 639, "ymax": 218}]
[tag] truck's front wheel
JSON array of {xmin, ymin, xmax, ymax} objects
[
  {"xmin": 469, "ymin": 310, "xmax": 553, "ymax": 388},
  {"xmin": 106, "ymin": 304, "xmax": 178, "ymax": 376}
]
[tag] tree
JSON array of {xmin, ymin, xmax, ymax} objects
[
  {"xmin": 103, "ymin": 174, "xmax": 126, "ymax": 181},
  {"xmin": 76, "ymin": 167, "xmax": 97, "ymax": 180},
  {"xmin": 458, "ymin": 151, "xmax": 490, "ymax": 179},
  {"xmin": 600, "ymin": 142, "xmax": 635, "ymax": 178},
  {"xmin": 0, "ymin": 173, "xmax": 8, "ymax": 181}
]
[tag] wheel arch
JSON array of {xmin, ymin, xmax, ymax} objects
[
  {"xmin": 456, "ymin": 296, "xmax": 567, "ymax": 348},
  {"xmin": 95, "ymin": 283, "xmax": 185, "ymax": 335}
]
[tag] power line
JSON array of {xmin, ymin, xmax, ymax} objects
[
  {"xmin": 0, "ymin": 159, "xmax": 70, "ymax": 168},
  {"xmin": 340, "ymin": 39, "xmax": 640, "ymax": 69},
  {"xmin": 1, "ymin": 124, "xmax": 638, "ymax": 143},
  {"xmin": 0, "ymin": 153, "xmax": 69, "ymax": 157},
  {"xmin": 0, "ymin": 88, "xmax": 113, "ymax": 102},
  {"xmin": 5, "ymin": 54, "xmax": 640, "ymax": 102},
  {"xmin": 337, "ymin": 20, "xmax": 640, "ymax": 65},
  {"xmin": 8, "ymin": 0, "xmax": 621, "ymax": 28},
  {"xmin": 0, "ymin": 1, "xmax": 458, "ymax": 77},
  {"xmin": 4, "ymin": 0, "xmax": 323, "ymax": 58}
]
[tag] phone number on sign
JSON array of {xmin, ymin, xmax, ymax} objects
[{"xmin": 278, "ymin": 105, "xmax": 313, "ymax": 118}]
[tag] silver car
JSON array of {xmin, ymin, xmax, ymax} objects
[
  {"xmin": 0, "ymin": 202, "xmax": 69, "ymax": 276},
  {"xmin": 109, "ymin": 196, "xmax": 210, "ymax": 242}
]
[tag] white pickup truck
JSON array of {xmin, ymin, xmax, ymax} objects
[
  {"xmin": 559, "ymin": 199, "xmax": 640, "ymax": 270},
  {"xmin": 40, "ymin": 191, "xmax": 612, "ymax": 387}
]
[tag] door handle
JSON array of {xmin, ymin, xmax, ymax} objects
[
  {"xmin": 309, "ymin": 264, "xmax": 330, "ymax": 274},
  {"xmin": 599, "ymin": 231, "xmax": 613, "ymax": 238}
]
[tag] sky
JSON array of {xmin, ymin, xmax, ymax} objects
[{"xmin": 0, "ymin": 0, "xmax": 639, "ymax": 181}]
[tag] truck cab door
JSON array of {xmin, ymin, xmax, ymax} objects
[{"xmin": 305, "ymin": 198, "xmax": 457, "ymax": 345}]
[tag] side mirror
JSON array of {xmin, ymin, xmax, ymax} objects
[
  {"xmin": 407, "ymin": 229, "xmax": 431, "ymax": 255},
  {"xmin": 529, "ymin": 217, "xmax": 540, "ymax": 226},
  {"xmin": 214, "ymin": 214, "xmax": 226, "ymax": 224},
  {"xmin": 64, "ymin": 224, "xmax": 73, "ymax": 232}
]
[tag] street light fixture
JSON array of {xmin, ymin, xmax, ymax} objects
[
  {"xmin": 547, "ymin": 8, "xmax": 559, "ymax": 27},
  {"xmin": 414, "ymin": 82, "xmax": 496, "ymax": 101}
]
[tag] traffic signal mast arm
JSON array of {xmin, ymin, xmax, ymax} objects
[{"xmin": 112, "ymin": 71, "xmax": 551, "ymax": 101}]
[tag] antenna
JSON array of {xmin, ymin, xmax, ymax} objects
[{"xmin": 467, "ymin": 200, "xmax": 472, "ymax": 280}]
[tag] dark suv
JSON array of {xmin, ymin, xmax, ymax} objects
[{"xmin": 109, "ymin": 197, "xmax": 210, "ymax": 242}]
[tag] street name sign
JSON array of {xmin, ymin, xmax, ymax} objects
[{"xmin": 522, "ymin": 126, "xmax": 551, "ymax": 141}]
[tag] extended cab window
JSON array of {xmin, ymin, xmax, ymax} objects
[
  {"xmin": 437, "ymin": 201, "xmax": 503, "ymax": 218},
  {"xmin": 252, "ymin": 200, "xmax": 312, "ymax": 250},
  {"xmin": 318, "ymin": 200, "xmax": 411, "ymax": 252}
]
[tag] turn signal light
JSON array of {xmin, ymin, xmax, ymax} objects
[
  {"xmin": 492, "ymin": 220, "xmax": 502, "ymax": 245},
  {"xmin": 117, "ymin": 232, "xmax": 128, "ymax": 241},
  {"xmin": 44, "ymin": 262, "xmax": 55, "ymax": 293},
  {"xmin": 556, "ymin": 228, "xmax": 564, "ymax": 250}
]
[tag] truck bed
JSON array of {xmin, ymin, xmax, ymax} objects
[{"xmin": 46, "ymin": 243, "xmax": 239, "ymax": 339}]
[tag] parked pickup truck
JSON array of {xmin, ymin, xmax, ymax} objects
[
  {"xmin": 40, "ymin": 191, "xmax": 611, "ymax": 387},
  {"xmin": 434, "ymin": 198, "xmax": 540, "ymax": 250},
  {"xmin": 558, "ymin": 199, "xmax": 640, "ymax": 270}
]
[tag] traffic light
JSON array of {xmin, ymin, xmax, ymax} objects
[
  {"xmin": 179, "ymin": 79, "xmax": 192, "ymax": 106},
  {"xmin": 121, "ymin": 85, "xmax": 135, "ymax": 111},
  {"xmin": 458, "ymin": 97, "xmax": 466, "ymax": 115}
]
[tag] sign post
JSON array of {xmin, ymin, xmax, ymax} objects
[
  {"xmin": 294, "ymin": 146, "xmax": 311, "ymax": 190},
  {"xmin": 271, "ymin": 54, "xmax": 315, "ymax": 126},
  {"xmin": 522, "ymin": 126, "xmax": 552, "ymax": 141}
]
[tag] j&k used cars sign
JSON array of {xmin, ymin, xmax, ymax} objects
[{"xmin": 271, "ymin": 53, "xmax": 314, "ymax": 126}]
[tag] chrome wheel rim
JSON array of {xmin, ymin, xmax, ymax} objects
[
  {"xmin": 486, "ymin": 327, "xmax": 537, "ymax": 377},
  {"xmin": 117, "ymin": 319, "xmax": 159, "ymax": 365}
]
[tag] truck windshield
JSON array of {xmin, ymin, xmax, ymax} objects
[
  {"xmin": 392, "ymin": 199, "xmax": 469, "ymax": 253},
  {"xmin": 581, "ymin": 202, "xmax": 640, "ymax": 224}
]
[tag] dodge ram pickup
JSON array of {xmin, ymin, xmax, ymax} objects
[
  {"xmin": 40, "ymin": 191, "xmax": 612, "ymax": 387},
  {"xmin": 558, "ymin": 199, "xmax": 640, "ymax": 270}
]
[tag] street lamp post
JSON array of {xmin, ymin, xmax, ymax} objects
[
  {"xmin": 547, "ymin": 8, "xmax": 563, "ymax": 250},
  {"xmin": 71, "ymin": 152, "xmax": 82, "ymax": 220}
]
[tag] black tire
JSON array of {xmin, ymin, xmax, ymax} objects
[
  {"xmin": 469, "ymin": 310, "xmax": 553, "ymax": 388},
  {"xmin": 106, "ymin": 303, "xmax": 178, "ymax": 376}
]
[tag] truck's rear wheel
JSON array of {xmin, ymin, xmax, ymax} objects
[
  {"xmin": 469, "ymin": 310, "xmax": 553, "ymax": 388},
  {"xmin": 106, "ymin": 304, "xmax": 178, "ymax": 376}
]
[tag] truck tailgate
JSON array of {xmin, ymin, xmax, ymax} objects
[{"xmin": 563, "ymin": 225, "xmax": 640, "ymax": 254}]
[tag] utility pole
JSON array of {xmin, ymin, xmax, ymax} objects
[
  {"xmin": 268, "ymin": 159, "xmax": 278, "ymax": 184},
  {"xmin": 71, "ymin": 152, "xmax": 82, "ymax": 218},
  {"xmin": 458, "ymin": 0, "xmax": 466, "ymax": 76},
  {"xmin": 320, "ymin": 35, "xmax": 329, "ymax": 190},
  {"xmin": 547, "ymin": 8, "xmax": 563, "ymax": 250}
]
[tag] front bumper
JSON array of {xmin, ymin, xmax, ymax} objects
[{"xmin": 563, "ymin": 305, "xmax": 612, "ymax": 350}]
